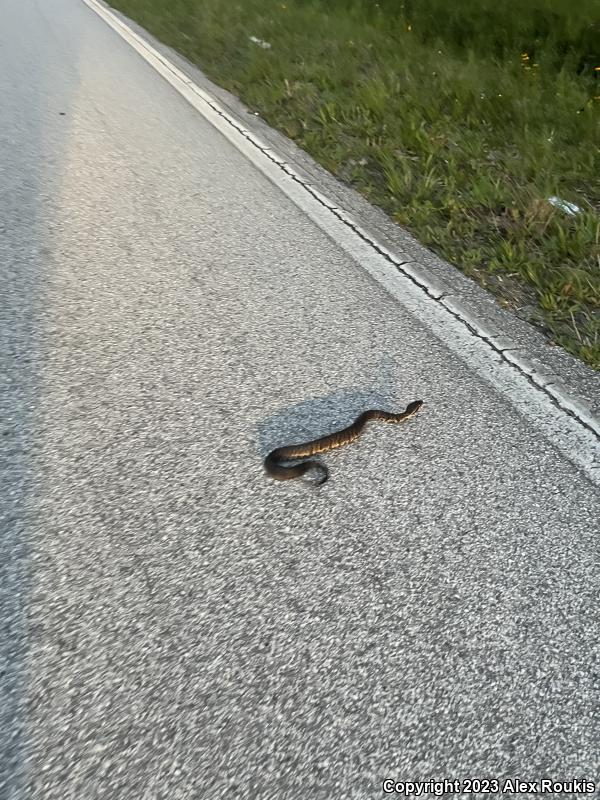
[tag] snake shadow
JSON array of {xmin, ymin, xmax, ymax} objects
[{"xmin": 256, "ymin": 384, "xmax": 416, "ymax": 462}]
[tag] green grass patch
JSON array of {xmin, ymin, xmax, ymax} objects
[{"xmin": 108, "ymin": 0, "xmax": 600, "ymax": 369}]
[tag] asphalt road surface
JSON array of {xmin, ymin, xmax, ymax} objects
[{"xmin": 1, "ymin": 1, "xmax": 599, "ymax": 798}]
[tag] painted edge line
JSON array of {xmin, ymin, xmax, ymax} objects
[{"xmin": 82, "ymin": 0, "xmax": 600, "ymax": 442}]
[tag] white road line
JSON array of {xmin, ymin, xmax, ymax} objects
[{"xmin": 81, "ymin": 0, "xmax": 600, "ymax": 485}]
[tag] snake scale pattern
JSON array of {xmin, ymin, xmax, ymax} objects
[{"xmin": 264, "ymin": 399, "xmax": 423, "ymax": 485}]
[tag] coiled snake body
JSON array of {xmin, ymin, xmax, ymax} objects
[{"xmin": 264, "ymin": 399, "xmax": 423, "ymax": 485}]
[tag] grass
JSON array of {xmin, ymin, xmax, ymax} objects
[{"xmin": 108, "ymin": 0, "xmax": 600, "ymax": 369}]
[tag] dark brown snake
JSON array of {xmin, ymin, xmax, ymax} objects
[{"xmin": 264, "ymin": 399, "xmax": 423, "ymax": 485}]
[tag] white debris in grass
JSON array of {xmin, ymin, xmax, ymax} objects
[
  {"xmin": 249, "ymin": 36, "xmax": 271, "ymax": 49},
  {"xmin": 548, "ymin": 196, "xmax": 582, "ymax": 216}
]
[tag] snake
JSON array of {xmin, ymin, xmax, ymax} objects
[{"xmin": 264, "ymin": 399, "xmax": 423, "ymax": 485}]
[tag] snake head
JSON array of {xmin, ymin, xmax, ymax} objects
[{"xmin": 407, "ymin": 400, "xmax": 423, "ymax": 416}]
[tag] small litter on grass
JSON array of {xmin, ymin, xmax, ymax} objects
[
  {"xmin": 249, "ymin": 36, "xmax": 272, "ymax": 49},
  {"xmin": 548, "ymin": 196, "xmax": 582, "ymax": 216}
]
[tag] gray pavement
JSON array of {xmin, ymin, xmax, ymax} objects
[{"xmin": 0, "ymin": 0, "xmax": 599, "ymax": 798}]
